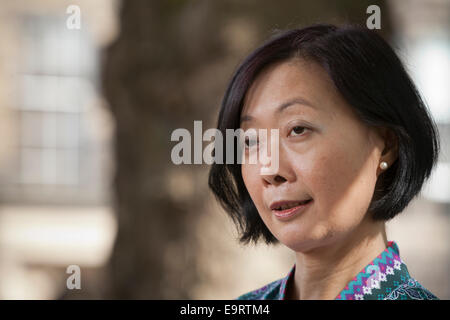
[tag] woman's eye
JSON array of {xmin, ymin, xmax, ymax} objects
[
  {"xmin": 244, "ymin": 137, "xmax": 258, "ymax": 148},
  {"xmin": 288, "ymin": 126, "xmax": 308, "ymax": 137}
]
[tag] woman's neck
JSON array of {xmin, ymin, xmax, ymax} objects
[{"xmin": 288, "ymin": 218, "xmax": 388, "ymax": 300}]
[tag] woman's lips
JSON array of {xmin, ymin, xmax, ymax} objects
[{"xmin": 272, "ymin": 199, "xmax": 313, "ymax": 220}]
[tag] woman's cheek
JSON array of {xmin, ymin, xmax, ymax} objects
[
  {"xmin": 242, "ymin": 164, "xmax": 263, "ymax": 205},
  {"xmin": 300, "ymin": 150, "xmax": 346, "ymax": 225},
  {"xmin": 308, "ymin": 145, "xmax": 370, "ymax": 233}
]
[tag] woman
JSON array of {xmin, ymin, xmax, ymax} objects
[{"xmin": 208, "ymin": 24, "xmax": 440, "ymax": 300}]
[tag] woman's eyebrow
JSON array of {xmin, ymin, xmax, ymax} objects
[
  {"xmin": 240, "ymin": 96, "xmax": 316, "ymax": 125},
  {"xmin": 277, "ymin": 96, "xmax": 316, "ymax": 114}
]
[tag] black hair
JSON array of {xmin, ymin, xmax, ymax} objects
[{"xmin": 208, "ymin": 23, "xmax": 440, "ymax": 245}]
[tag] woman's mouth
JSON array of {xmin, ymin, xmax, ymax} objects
[{"xmin": 270, "ymin": 199, "xmax": 313, "ymax": 220}]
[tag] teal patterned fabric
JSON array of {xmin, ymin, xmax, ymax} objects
[{"xmin": 236, "ymin": 241, "xmax": 439, "ymax": 300}]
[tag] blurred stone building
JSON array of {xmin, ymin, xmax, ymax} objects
[{"xmin": 0, "ymin": 0, "xmax": 118, "ymax": 299}]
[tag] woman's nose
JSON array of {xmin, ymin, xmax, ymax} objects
[
  {"xmin": 262, "ymin": 173, "xmax": 288, "ymax": 186},
  {"xmin": 258, "ymin": 134, "xmax": 296, "ymax": 186}
]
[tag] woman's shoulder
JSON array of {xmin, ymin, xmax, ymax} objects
[
  {"xmin": 384, "ymin": 278, "xmax": 439, "ymax": 300},
  {"xmin": 234, "ymin": 276, "xmax": 439, "ymax": 300},
  {"xmin": 235, "ymin": 278, "xmax": 285, "ymax": 300},
  {"xmin": 235, "ymin": 265, "xmax": 295, "ymax": 300}
]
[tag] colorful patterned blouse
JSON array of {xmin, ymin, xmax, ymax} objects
[{"xmin": 236, "ymin": 241, "xmax": 439, "ymax": 300}]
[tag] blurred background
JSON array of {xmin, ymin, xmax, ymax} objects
[{"xmin": 0, "ymin": 0, "xmax": 448, "ymax": 299}]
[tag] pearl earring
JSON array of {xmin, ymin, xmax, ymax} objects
[{"xmin": 380, "ymin": 161, "xmax": 388, "ymax": 170}]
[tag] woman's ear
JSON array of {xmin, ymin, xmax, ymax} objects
[
  {"xmin": 375, "ymin": 127, "xmax": 398, "ymax": 176},
  {"xmin": 380, "ymin": 127, "xmax": 398, "ymax": 163}
]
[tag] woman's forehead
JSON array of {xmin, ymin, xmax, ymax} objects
[{"xmin": 241, "ymin": 59, "xmax": 342, "ymax": 120}]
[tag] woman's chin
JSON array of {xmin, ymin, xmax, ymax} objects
[
  {"xmin": 276, "ymin": 235, "xmax": 319, "ymax": 253},
  {"xmin": 276, "ymin": 231, "xmax": 339, "ymax": 253}
]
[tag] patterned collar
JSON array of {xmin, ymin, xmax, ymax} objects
[{"xmin": 271, "ymin": 241, "xmax": 437, "ymax": 300}]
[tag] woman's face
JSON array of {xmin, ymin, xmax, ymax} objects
[{"xmin": 240, "ymin": 59, "xmax": 390, "ymax": 252}]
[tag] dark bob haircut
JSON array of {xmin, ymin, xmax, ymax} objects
[{"xmin": 208, "ymin": 24, "xmax": 440, "ymax": 245}]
